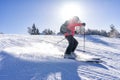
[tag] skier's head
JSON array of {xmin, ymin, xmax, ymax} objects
[{"xmin": 72, "ymin": 16, "xmax": 80, "ymax": 23}]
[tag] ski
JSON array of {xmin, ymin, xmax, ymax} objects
[{"xmin": 64, "ymin": 57, "xmax": 103, "ymax": 63}]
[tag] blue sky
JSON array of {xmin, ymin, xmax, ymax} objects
[{"xmin": 0, "ymin": 0, "xmax": 120, "ymax": 34}]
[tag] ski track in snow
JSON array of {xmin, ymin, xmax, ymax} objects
[{"xmin": 0, "ymin": 34, "xmax": 120, "ymax": 80}]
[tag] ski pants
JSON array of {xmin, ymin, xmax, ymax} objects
[{"xmin": 65, "ymin": 35, "xmax": 78, "ymax": 54}]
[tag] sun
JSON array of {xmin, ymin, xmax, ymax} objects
[{"xmin": 60, "ymin": 2, "xmax": 84, "ymax": 20}]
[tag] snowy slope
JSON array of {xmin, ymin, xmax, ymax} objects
[{"xmin": 0, "ymin": 34, "xmax": 120, "ymax": 80}]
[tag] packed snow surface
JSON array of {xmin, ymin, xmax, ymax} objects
[{"xmin": 0, "ymin": 34, "xmax": 120, "ymax": 80}]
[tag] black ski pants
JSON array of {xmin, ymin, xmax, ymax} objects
[{"xmin": 65, "ymin": 35, "xmax": 78, "ymax": 54}]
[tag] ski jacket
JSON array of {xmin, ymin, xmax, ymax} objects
[{"xmin": 64, "ymin": 19, "xmax": 83, "ymax": 36}]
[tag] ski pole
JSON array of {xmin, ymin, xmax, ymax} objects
[
  {"xmin": 56, "ymin": 38, "xmax": 65, "ymax": 44},
  {"xmin": 83, "ymin": 27, "xmax": 86, "ymax": 52}
]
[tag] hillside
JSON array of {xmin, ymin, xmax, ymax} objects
[{"xmin": 0, "ymin": 34, "xmax": 120, "ymax": 80}]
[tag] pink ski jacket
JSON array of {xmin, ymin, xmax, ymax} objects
[{"xmin": 64, "ymin": 19, "xmax": 83, "ymax": 36}]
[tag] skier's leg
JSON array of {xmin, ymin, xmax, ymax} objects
[
  {"xmin": 72, "ymin": 37, "xmax": 78, "ymax": 52},
  {"xmin": 65, "ymin": 35, "xmax": 74, "ymax": 54}
]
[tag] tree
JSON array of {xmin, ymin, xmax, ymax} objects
[
  {"xmin": 85, "ymin": 29, "xmax": 109, "ymax": 37},
  {"xmin": 108, "ymin": 24, "xmax": 120, "ymax": 38},
  {"xmin": 86, "ymin": 29, "xmax": 100, "ymax": 35},
  {"xmin": 100, "ymin": 30, "xmax": 108, "ymax": 37},
  {"xmin": 28, "ymin": 24, "xmax": 40, "ymax": 35},
  {"xmin": 0, "ymin": 32, "xmax": 3, "ymax": 34},
  {"xmin": 42, "ymin": 29, "xmax": 55, "ymax": 35}
]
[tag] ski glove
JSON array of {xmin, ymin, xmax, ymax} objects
[{"xmin": 82, "ymin": 23, "xmax": 86, "ymax": 26}]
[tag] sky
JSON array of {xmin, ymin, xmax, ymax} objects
[{"xmin": 0, "ymin": 0, "xmax": 120, "ymax": 34}]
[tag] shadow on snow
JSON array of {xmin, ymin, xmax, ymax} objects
[
  {"xmin": 85, "ymin": 35, "xmax": 110, "ymax": 46},
  {"xmin": 0, "ymin": 51, "xmax": 108, "ymax": 80}
]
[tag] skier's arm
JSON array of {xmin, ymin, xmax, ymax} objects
[{"xmin": 69, "ymin": 23, "xmax": 86, "ymax": 27}]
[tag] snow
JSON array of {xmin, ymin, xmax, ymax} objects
[{"xmin": 0, "ymin": 34, "xmax": 120, "ymax": 80}]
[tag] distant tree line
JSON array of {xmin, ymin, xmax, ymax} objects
[
  {"xmin": 85, "ymin": 29, "xmax": 108, "ymax": 37},
  {"xmin": 27, "ymin": 24, "xmax": 120, "ymax": 38},
  {"xmin": 85, "ymin": 24, "xmax": 120, "ymax": 38},
  {"xmin": 27, "ymin": 24, "xmax": 55, "ymax": 35},
  {"xmin": 0, "ymin": 32, "xmax": 3, "ymax": 34},
  {"xmin": 42, "ymin": 29, "xmax": 55, "ymax": 35}
]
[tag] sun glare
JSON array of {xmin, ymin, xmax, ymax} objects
[{"xmin": 60, "ymin": 2, "xmax": 83, "ymax": 20}]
